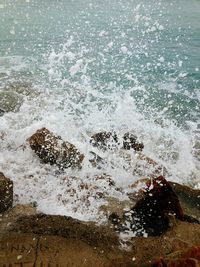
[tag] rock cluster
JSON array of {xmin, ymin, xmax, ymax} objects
[
  {"xmin": 90, "ymin": 131, "xmax": 144, "ymax": 151},
  {"xmin": 1, "ymin": 127, "xmax": 200, "ymax": 266},
  {"xmin": 26, "ymin": 128, "xmax": 199, "ymax": 236}
]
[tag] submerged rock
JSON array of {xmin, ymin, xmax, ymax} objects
[
  {"xmin": 0, "ymin": 91, "xmax": 22, "ymax": 113},
  {"xmin": 7, "ymin": 82, "xmax": 37, "ymax": 97},
  {"xmin": 28, "ymin": 128, "xmax": 84, "ymax": 169},
  {"xmin": 0, "ymin": 172, "xmax": 13, "ymax": 213},
  {"xmin": 0, "ymin": 82, "xmax": 39, "ymax": 115}
]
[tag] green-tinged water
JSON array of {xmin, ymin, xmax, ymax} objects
[{"xmin": 0, "ymin": 0, "xmax": 199, "ymax": 219}]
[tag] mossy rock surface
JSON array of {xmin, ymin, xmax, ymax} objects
[
  {"xmin": 0, "ymin": 91, "xmax": 22, "ymax": 113},
  {"xmin": 0, "ymin": 82, "xmax": 39, "ymax": 115}
]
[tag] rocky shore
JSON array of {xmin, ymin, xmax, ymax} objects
[{"xmin": 0, "ymin": 128, "xmax": 200, "ymax": 266}]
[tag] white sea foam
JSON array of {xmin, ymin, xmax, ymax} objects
[
  {"xmin": 0, "ymin": 68, "xmax": 199, "ymax": 222},
  {"xmin": 0, "ymin": 0, "xmax": 199, "ymax": 226}
]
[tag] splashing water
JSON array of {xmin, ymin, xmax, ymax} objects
[{"xmin": 0, "ymin": 0, "xmax": 200, "ymax": 222}]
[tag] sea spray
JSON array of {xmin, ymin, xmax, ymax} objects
[{"xmin": 0, "ymin": 0, "xmax": 199, "ymax": 222}]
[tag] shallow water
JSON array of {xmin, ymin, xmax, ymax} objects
[{"xmin": 0, "ymin": 0, "xmax": 199, "ymax": 221}]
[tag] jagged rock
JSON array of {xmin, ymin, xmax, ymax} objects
[
  {"xmin": 123, "ymin": 132, "xmax": 144, "ymax": 151},
  {"xmin": 0, "ymin": 172, "xmax": 13, "ymax": 213},
  {"xmin": 170, "ymin": 182, "xmax": 200, "ymax": 223},
  {"xmin": 28, "ymin": 128, "xmax": 84, "ymax": 169},
  {"xmin": 126, "ymin": 176, "xmax": 184, "ymax": 236}
]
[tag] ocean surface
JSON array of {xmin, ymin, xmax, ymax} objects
[{"xmin": 0, "ymin": 0, "xmax": 199, "ymax": 221}]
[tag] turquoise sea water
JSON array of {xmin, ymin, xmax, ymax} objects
[
  {"xmin": 0, "ymin": 0, "xmax": 199, "ymax": 124},
  {"xmin": 0, "ymin": 0, "xmax": 199, "ymax": 219}
]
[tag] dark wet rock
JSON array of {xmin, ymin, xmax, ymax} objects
[
  {"xmin": 170, "ymin": 182, "xmax": 200, "ymax": 223},
  {"xmin": 0, "ymin": 72, "xmax": 8, "ymax": 79},
  {"xmin": 131, "ymin": 221, "xmax": 200, "ymax": 266},
  {"xmin": 7, "ymin": 82, "xmax": 35, "ymax": 96},
  {"xmin": 126, "ymin": 176, "xmax": 184, "ymax": 236},
  {"xmin": 123, "ymin": 132, "xmax": 144, "ymax": 151},
  {"xmin": 0, "ymin": 172, "xmax": 13, "ymax": 213},
  {"xmin": 90, "ymin": 131, "xmax": 119, "ymax": 150},
  {"xmin": 1, "ymin": 206, "xmax": 118, "ymax": 247},
  {"xmin": 132, "ymin": 176, "xmax": 184, "ymax": 235},
  {"xmin": 100, "ymin": 176, "xmax": 182, "ymax": 236},
  {"xmin": 90, "ymin": 131, "xmax": 144, "ymax": 152},
  {"xmin": 28, "ymin": 128, "xmax": 84, "ymax": 169}
]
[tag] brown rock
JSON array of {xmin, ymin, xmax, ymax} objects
[
  {"xmin": 0, "ymin": 207, "xmax": 134, "ymax": 267},
  {"xmin": 0, "ymin": 205, "xmax": 200, "ymax": 266},
  {"xmin": 129, "ymin": 176, "xmax": 184, "ymax": 236},
  {"xmin": 0, "ymin": 172, "xmax": 13, "ymax": 213},
  {"xmin": 28, "ymin": 128, "xmax": 84, "ymax": 169}
]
